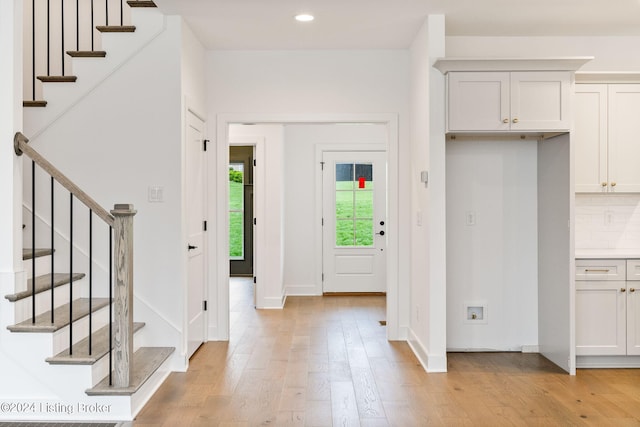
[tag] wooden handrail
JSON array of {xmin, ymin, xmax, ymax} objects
[{"xmin": 14, "ymin": 132, "xmax": 115, "ymax": 227}]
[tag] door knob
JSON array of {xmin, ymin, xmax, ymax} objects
[
  {"xmin": 188, "ymin": 244, "xmax": 197, "ymax": 250},
  {"xmin": 376, "ymin": 230, "xmax": 385, "ymax": 236}
]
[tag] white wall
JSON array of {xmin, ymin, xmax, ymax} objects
[
  {"xmin": 446, "ymin": 139, "xmax": 539, "ymax": 351},
  {"xmin": 446, "ymin": 36, "xmax": 640, "ymax": 72},
  {"xmin": 408, "ymin": 15, "xmax": 447, "ymax": 372},
  {"xmin": 282, "ymin": 123, "xmax": 388, "ymax": 295}
]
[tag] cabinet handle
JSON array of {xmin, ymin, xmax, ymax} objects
[
  {"xmin": 512, "ymin": 118, "xmax": 519, "ymax": 124},
  {"xmin": 584, "ymin": 269, "xmax": 610, "ymax": 273},
  {"xmin": 621, "ymin": 288, "xmax": 626, "ymax": 292},
  {"xmin": 601, "ymin": 182, "xmax": 608, "ymax": 187},
  {"xmin": 502, "ymin": 118, "xmax": 509, "ymax": 124},
  {"xmin": 611, "ymin": 182, "xmax": 617, "ymax": 187},
  {"xmin": 631, "ymin": 288, "xmax": 636, "ymax": 293}
]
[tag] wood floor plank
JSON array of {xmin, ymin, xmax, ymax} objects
[{"xmin": 133, "ymin": 278, "xmax": 640, "ymax": 427}]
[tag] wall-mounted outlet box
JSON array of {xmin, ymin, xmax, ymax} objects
[{"xmin": 464, "ymin": 302, "xmax": 488, "ymax": 324}]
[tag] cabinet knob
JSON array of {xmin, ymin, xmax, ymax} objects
[
  {"xmin": 502, "ymin": 118, "xmax": 509, "ymax": 124},
  {"xmin": 512, "ymin": 118, "xmax": 519, "ymax": 124},
  {"xmin": 601, "ymin": 182, "xmax": 608, "ymax": 187},
  {"xmin": 631, "ymin": 288, "xmax": 636, "ymax": 293},
  {"xmin": 611, "ymin": 182, "xmax": 617, "ymax": 187},
  {"xmin": 621, "ymin": 288, "xmax": 626, "ymax": 292}
]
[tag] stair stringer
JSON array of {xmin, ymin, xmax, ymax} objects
[{"xmin": 24, "ymin": 7, "xmax": 167, "ymax": 139}]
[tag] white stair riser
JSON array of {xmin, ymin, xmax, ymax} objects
[
  {"xmin": 51, "ymin": 305, "xmax": 111, "ymax": 355},
  {"xmin": 90, "ymin": 332, "xmax": 144, "ymax": 387},
  {"xmin": 22, "ymin": 256, "xmax": 51, "ymax": 281}
]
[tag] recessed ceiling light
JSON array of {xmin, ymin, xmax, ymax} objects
[{"xmin": 295, "ymin": 14, "xmax": 314, "ymax": 22}]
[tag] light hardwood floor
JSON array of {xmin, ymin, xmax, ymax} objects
[{"xmin": 132, "ymin": 278, "xmax": 640, "ymax": 426}]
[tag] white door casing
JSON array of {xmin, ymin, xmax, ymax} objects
[
  {"xmin": 186, "ymin": 111, "xmax": 206, "ymax": 358},
  {"xmin": 322, "ymin": 150, "xmax": 387, "ymax": 293}
]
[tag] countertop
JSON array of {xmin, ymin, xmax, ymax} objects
[{"xmin": 576, "ymin": 249, "xmax": 640, "ymax": 259}]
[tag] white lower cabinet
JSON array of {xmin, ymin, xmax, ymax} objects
[{"xmin": 576, "ymin": 259, "xmax": 640, "ymax": 362}]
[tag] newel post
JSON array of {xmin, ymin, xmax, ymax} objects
[{"xmin": 111, "ymin": 203, "xmax": 136, "ymax": 387}]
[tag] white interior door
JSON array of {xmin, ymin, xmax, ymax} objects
[
  {"xmin": 186, "ymin": 111, "xmax": 206, "ymax": 358},
  {"xmin": 322, "ymin": 151, "xmax": 387, "ymax": 293}
]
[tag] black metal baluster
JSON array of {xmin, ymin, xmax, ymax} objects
[
  {"xmin": 76, "ymin": 0, "xmax": 79, "ymax": 51},
  {"xmin": 89, "ymin": 210, "xmax": 93, "ymax": 355},
  {"xmin": 120, "ymin": 0, "xmax": 123, "ymax": 26},
  {"xmin": 109, "ymin": 226, "xmax": 113, "ymax": 385},
  {"xmin": 105, "ymin": 0, "xmax": 109, "ymax": 27},
  {"xmin": 61, "ymin": 0, "xmax": 65, "ymax": 76},
  {"xmin": 47, "ymin": 0, "xmax": 50, "ymax": 76},
  {"xmin": 32, "ymin": 0, "xmax": 35, "ymax": 100},
  {"xmin": 31, "ymin": 161, "xmax": 36, "ymax": 323},
  {"xmin": 69, "ymin": 193, "xmax": 73, "ymax": 354},
  {"xmin": 91, "ymin": 0, "xmax": 95, "ymax": 51},
  {"xmin": 51, "ymin": 177, "xmax": 55, "ymax": 323}
]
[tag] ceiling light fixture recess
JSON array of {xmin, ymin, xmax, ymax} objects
[{"xmin": 295, "ymin": 14, "xmax": 314, "ymax": 22}]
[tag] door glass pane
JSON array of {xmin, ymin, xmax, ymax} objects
[
  {"xmin": 335, "ymin": 162, "xmax": 374, "ymax": 247},
  {"xmin": 229, "ymin": 163, "xmax": 244, "ymax": 259}
]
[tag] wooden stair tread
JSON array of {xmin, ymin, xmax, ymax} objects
[
  {"xmin": 5, "ymin": 272, "xmax": 86, "ymax": 302},
  {"xmin": 7, "ymin": 298, "xmax": 111, "ymax": 333},
  {"xmin": 67, "ymin": 50, "xmax": 107, "ymax": 58},
  {"xmin": 127, "ymin": 0, "xmax": 157, "ymax": 7},
  {"xmin": 47, "ymin": 322, "xmax": 145, "ymax": 365},
  {"xmin": 22, "ymin": 248, "xmax": 53, "ymax": 260},
  {"xmin": 96, "ymin": 25, "xmax": 136, "ymax": 33},
  {"xmin": 86, "ymin": 347, "xmax": 175, "ymax": 395},
  {"xmin": 23, "ymin": 100, "xmax": 47, "ymax": 107},
  {"xmin": 37, "ymin": 75, "xmax": 78, "ymax": 83}
]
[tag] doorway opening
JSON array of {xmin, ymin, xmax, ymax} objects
[{"xmin": 229, "ymin": 146, "xmax": 254, "ymax": 277}]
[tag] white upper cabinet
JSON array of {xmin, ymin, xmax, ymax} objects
[
  {"xmin": 575, "ymin": 84, "xmax": 640, "ymax": 193},
  {"xmin": 447, "ymin": 71, "xmax": 571, "ymax": 132}
]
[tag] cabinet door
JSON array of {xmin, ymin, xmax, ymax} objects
[
  {"xmin": 448, "ymin": 72, "xmax": 509, "ymax": 131},
  {"xmin": 510, "ymin": 72, "xmax": 571, "ymax": 131},
  {"xmin": 608, "ymin": 84, "xmax": 640, "ymax": 192},
  {"xmin": 576, "ymin": 280, "xmax": 626, "ymax": 356},
  {"xmin": 628, "ymin": 286, "xmax": 640, "ymax": 355},
  {"xmin": 574, "ymin": 85, "xmax": 608, "ymax": 193}
]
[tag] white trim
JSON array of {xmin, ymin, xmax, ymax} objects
[
  {"xmin": 214, "ymin": 113, "xmax": 401, "ymax": 341},
  {"xmin": 408, "ymin": 328, "xmax": 447, "ymax": 373},
  {"xmin": 285, "ymin": 284, "xmax": 319, "ymax": 296},
  {"xmin": 576, "ymin": 72, "xmax": 640, "ymax": 84},
  {"xmin": 433, "ymin": 57, "xmax": 593, "ymax": 74}
]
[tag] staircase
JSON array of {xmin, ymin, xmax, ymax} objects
[{"xmin": 1, "ymin": 1, "xmax": 176, "ymax": 422}]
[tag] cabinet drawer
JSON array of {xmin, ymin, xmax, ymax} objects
[
  {"xmin": 576, "ymin": 259, "xmax": 626, "ymax": 281},
  {"xmin": 626, "ymin": 260, "xmax": 640, "ymax": 281}
]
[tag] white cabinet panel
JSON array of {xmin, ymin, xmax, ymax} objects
[
  {"xmin": 628, "ymin": 286, "xmax": 640, "ymax": 355},
  {"xmin": 511, "ymin": 72, "xmax": 570, "ymax": 131},
  {"xmin": 608, "ymin": 85, "xmax": 640, "ymax": 193},
  {"xmin": 576, "ymin": 280, "xmax": 627, "ymax": 356},
  {"xmin": 447, "ymin": 71, "xmax": 570, "ymax": 133},
  {"xmin": 575, "ymin": 84, "xmax": 640, "ymax": 193},
  {"xmin": 575, "ymin": 259, "xmax": 626, "ymax": 281},
  {"xmin": 448, "ymin": 72, "xmax": 509, "ymax": 131},
  {"xmin": 574, "ymin": 85, "xmax": 608, "ymax": 192}
]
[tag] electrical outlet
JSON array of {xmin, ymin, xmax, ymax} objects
[
  {"xmin": 465, "ymin": 211, "xmax": 476, "ymax": 226},
  {"xmin": 605, "ymin": 210, "xmax": 614, "ymax": 226}
]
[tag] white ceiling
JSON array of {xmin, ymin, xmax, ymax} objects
[{"xmin": 154, "ymin": 0, "xmax": 640, "ymax": 50}]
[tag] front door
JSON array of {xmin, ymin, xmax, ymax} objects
[
  {"xmin": 322, "ymin": 151, "xmax": 387, "ymax": 293},
  {"xmin": 186, "ymin": 111, "xmax": 206, "ymax": 358}
]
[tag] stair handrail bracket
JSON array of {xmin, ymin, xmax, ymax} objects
[{"xmin": 13, "ymin": 132, "xmax": 114, "ymax": 226}]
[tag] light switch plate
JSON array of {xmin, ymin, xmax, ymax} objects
[{"xmin": 148, "ymin": 186, "xmax": 164, "ymax": 203}]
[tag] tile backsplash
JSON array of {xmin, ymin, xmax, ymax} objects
[{"xmin": 575, "ymin": 194, "xmax": 640, "ymax": 249}]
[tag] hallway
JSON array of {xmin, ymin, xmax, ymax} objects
[{"xmin": 132, "ymin": 279, "xmax": 640, "ymax": 426}]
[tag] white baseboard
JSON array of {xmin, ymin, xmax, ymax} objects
[
  {"xmin": 407, "ymin": 328, "xmax": 447, "ymax": 373},
  {"xmin": 285, "ymin": 284, "xmax": 320, "ymax": 296},
  {"xmin": 521, "ymin": 345, "xmax": 540, "ymax": 353}
]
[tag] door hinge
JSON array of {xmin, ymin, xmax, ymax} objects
[
  {"xmin": 203, "ymin": 220, "xmax": 207, "ymax": 231},
  {"xmin": 253, "ymin": 159, "xmax": 256, "ymax": 167},
  {"xmin": 253, "ymin": 218, "xmax": 257, "ymax": 225},
  {"xmin": 203, "ymin": 300, "xmax": 207, "ymax": 311},
  {"xmin": 253, "ymin": 276, "xmax": 257, "ymax": 284},
  {"xmin": 322, "ymin": 218, "xmax": 324, "ymax": 226},
  {"xmin": 203, "ymin": 139, "xmax": 209, "ymax": 151},
  {"xmin": 320, "ymin": 161, "xmax": 325, "ymax": 170},
  {"xmin": 322, "ymin": 273, "xmax": 324, "ymax": 282}
]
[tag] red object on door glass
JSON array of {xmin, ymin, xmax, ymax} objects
[{"xmin": 358, "ymin": 177, "xmax": 365, "ymax": 189}]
